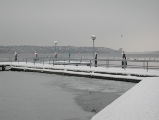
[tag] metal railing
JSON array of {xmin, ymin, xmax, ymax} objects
[{"xmin": 1, "ymin": 57, "xmax": 159, "ymax": 72}]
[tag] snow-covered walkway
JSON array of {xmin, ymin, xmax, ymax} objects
[
  {"xmin": 91, "ymin": 77, "xmax": 159, "ymax": 120},
  {"xmin": 1, "ymin": 62, "xmax": 159, "ymax": 82}
]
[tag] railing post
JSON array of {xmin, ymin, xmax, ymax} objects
[
  {"xmin": 106, "ymin": 60, "xmax": 107, "ymax": 68},
  {"xmin": 143, "ymin": 59, "xmax": 145, "ymax": 69},
  {"xmin": 64, "ymin": 59, "xmax": 65, "ymax": 67},
  {"xmin": 147, "ymin": 61, "xmax": 148, "ymax": 72},
  {"xmin": 108, "ymin": 60, "xmax": 109, "ymax": 68},
  {"xmin": 124, "ymin": 59, "xmax": 126, "ymax": 69},
  {"xmin": 90, "ymin": 60, "xmax": 91, "ymax": 68}
]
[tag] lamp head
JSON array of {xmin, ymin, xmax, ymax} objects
[
  {"xmin": 91, "ymin": 35, "xmax": 96, "ymax": 40},
  {"xmin": 54, "ymin": 41, "xmax": 57, "ymax": 45}
]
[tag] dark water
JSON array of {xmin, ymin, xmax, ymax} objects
[{"xmin": 0, "ymin": 71, "xmax": 136, "ymax": 120}]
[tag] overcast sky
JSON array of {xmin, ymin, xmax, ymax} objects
[{"xmin": 1, "ymin": 0, "xmax": 159, "ymax": 52}]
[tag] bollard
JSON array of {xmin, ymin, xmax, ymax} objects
[
  {"xmin": 124, "ymin": 59, "xmax": 126, "ymax": 69},
  {"xmin": 53, "ymin": 59, "xmax": 54, "ymax": 66},
  {"xmin": 43, "ymin": 59, "xmax": 44, "ymax": 65},
  {"xmin": 26, "ymin": 58, "xmax": 27, "ymax": 64}
]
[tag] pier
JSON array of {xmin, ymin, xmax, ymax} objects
[{"xmin": 1, "ymin": 57, "xmax": 159, "ymax": 83}]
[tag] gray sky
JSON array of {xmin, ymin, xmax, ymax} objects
[{"xmin": 1, "ymin": 0, "xmax": 159, "ymax": 52}]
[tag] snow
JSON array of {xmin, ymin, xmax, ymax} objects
[{"xmin": 91, "ymin": 77, "xmax": 159, "ymax": 120}]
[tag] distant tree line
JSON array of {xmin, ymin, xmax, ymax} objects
[{"xmin": 0, "ymin": 45, "xmax": 122, "ymax": 54}]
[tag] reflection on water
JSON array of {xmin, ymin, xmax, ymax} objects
[{"xmin": 44, "ymin": 74, "xmax": 136, "ymax": 94}]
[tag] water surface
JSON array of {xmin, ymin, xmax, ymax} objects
[{"xmin": 0, "ymin": 71, "xmax": 136, "ymax": 120}]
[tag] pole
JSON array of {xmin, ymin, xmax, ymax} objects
[
  {"xmin": 90, "ymin": 60, "xmax": 91, "ymax": 68},
  {"xmin": 55, "ymin": 44, "xmax": 56, "ymax": 53},
  {"xmin": 93, "ymin": 40, "xmax": 94, "ymax": 62},
  {"xmin": 147, "ymin": 61, "xmax": 148, "ymax": 72}
]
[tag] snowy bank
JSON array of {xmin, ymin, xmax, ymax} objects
[{"xmin": 91, "ymin": 77, "xmax": 159, "ymax": 120}]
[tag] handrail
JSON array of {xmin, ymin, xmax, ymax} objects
[{"xmin": 1, "ymin": 57, "xmax": 159, "ymax": 72}]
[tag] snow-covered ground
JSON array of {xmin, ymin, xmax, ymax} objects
[{"xmin": 91, "ymin": 77, "xmax": 159, "ymax": 120}]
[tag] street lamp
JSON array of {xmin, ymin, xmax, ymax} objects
[
  {"xmin": 91, "ymin": 35, "xmax": 96, "ymax": 60},
  {"xmin": 54, "ymin": 41, "xmax": 57, "ymax": 53}
]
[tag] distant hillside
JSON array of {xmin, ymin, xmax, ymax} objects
[{"xmin": 0, "ymin": 45, "xmax": 122, "ymax": 54}]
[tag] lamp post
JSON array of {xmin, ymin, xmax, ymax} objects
[
  {"xmin": 91, "ymin": 35, "xmax": 96, "ymax": 60},
  {"xmin": 54, "ymin": 41, "xmax": 57, "ymax": 53},
  {"xmin": 54, "ymin": 41, "xmax": 57, "ymax": 58}
]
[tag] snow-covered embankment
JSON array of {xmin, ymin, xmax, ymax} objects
[{"xmin": 91, "ymin": 77, "xmax": 159, "ymax": 120}]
